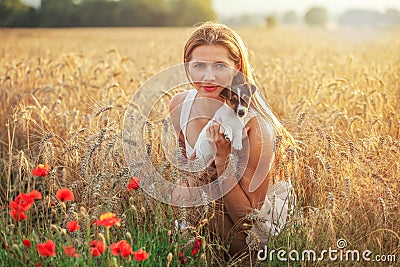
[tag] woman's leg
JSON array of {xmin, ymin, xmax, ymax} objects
[
  {"xmin": 210, "ymin": 203, "xmax": 249, "ymax": 258},
  {"xmin": 171, "ymin": 176, "xmax": 200, "ymax": 205},
  {"xmin": 225, "ymin": 213, "xmax": 248, "ymax": 257}
]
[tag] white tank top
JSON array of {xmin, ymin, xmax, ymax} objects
[{"xmin": 179, "ymin": 90, "xmax": 197, "ymax": 158}]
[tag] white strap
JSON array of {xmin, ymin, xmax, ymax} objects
[{"xmin": 179, "ymin": 90, "xmax": 197, "ymax": 157}]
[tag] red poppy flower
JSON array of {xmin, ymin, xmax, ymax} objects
[
  {"xmin": 133, "ymin": 249, "xmax": 149, "ymax": 262},
  {"xmin": 32, "ymin": 164, "xmax": 50, "ymax": 177},
  {"xmin": 110, "ymin": 240, "xmax": 133, "ymax": 258},
  {"xmin": 191, "ymin": 238, "xmax": 202, "ymax": 256},
  {"xmin": 22, "ymin": 239, "xmax": 31, "ymax": 248},
  {"xmin": 37, "ymin": 240, "xmax": 56, "ymax": 257},
  {"xmin": 9, "ymin": 190, "xmax": 42, "ymax": 221},
  {"xmin": 127, "ymin": 177, "xmax": 141, "ymax": 191},
  {"xmin": 9, "ymin": 201, "xmax": 25, "ymax": 213},
  {"xmin": 9, "ymin": 209, "xmax": 27, "ymax": 221},
  {"xmin": 35, "ymin": 263, "xmax": 42, "ymax": 267},
  {"xmin": 89, "ymin": 240, "xmax": 107, "ymax": 257},
  {"xmin": 178, "ymin": 251, "xmax": 188, "ymax": 264},
  {"xmin": 66, "ymin": 220, "xmax": 80, "ymax": 232},
  {"xmin": 11, "ymin": 193, "xmax": 34, "ymax": 211},
  {"xmin": 63, "ymin": 243, "xmax": 81, "ymax": 258},
  {"xmin": 28, "ymin": 190, "xmax": 42, "ymax": 200},
  {"xmin": 93, "ymin": 212, "xmax": 121, "ymax": 228},
  {"xmin": 56, "ymin": 188, "xmax": 74, "ymax": 202},
  {"xmin": 9, "ymin": 201, "xmax": 26, "ymax": 215}
]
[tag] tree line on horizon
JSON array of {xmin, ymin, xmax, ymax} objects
[
  {"xmin": 227, "ymin": 7, "xmax": 400, "ymax": 27},
  {"xmin": 0, "ymin": 0, "xmax": 216, "ymax": 27},
  {"xmin": 1, "ymin": 0, "xmax": 400, "ymax": 28},
  {"xmin": 267, "ymin": 7, "xmax": 400, "ymax": 27}
]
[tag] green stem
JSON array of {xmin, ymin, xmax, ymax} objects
[
  {"xmin": 106, "ymin": 227, "xmax": 111, "ymax": 265},
  {"xmin": 86, "ymin": 217, "xmax": 92, "ymax": 267}
]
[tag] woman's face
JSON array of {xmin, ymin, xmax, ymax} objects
[{"xmin": 187, "ymin": 44, "xmax": 240, "ymax": 100}]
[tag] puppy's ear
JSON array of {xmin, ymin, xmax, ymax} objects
[
  {"xmin": 249, "ymin": 84, "xmax": 257, "ymax": 95},
  {"xmin": 220, "ymin": 88, "xmax": 232, "ymax": 99}
]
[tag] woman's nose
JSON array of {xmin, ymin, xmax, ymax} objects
[{"xmin": 203, "ymin": 66, "xmax": 216, "ymax": 81}]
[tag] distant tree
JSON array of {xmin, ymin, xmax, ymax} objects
[
  {"xmin": 38, "ymin": 0, "xmax": 78, "ymax": 27},
  {"xmin": 0, "ymin": 0, "xmax": 30, "ymax": 26},
  {"xmin": 304, "ymin": 7, "xmax": 328, "ymax": 26},
  {"xmin": 0, "ymin": 0, "xmax": 217, "ymax": 27},
  {"xmin": 265, "ymin": 15, "xmax": 277, "ymax": 28},
  {"xmin": 282, "ymin": 10, "xmax": 298, "ymax": 24},
  {"xmin": 338, "ymin": 9, "xmax": 400, "ymax": 26},
  {"xmin": 383, "ymin": 9, "xmax": 400, "ymax": 24},
  {"xmin": 167, "ymin": 0, "xmax": 216, "ymax": 26},
  {"xmin": 117, "ymin": 0, "xmax": 168, "ymax": 26},
  {"xmin": 338, "ymin": 9, "xmax": 382, "ymax": 26},
  {"xmin": 78, "ymin": 0, "xmax": 119, "ymax": 26},
  {"xmin": 11, "ymin": 7, "xmax": 38, "ymax": 27}
]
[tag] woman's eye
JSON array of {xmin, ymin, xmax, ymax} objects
[
  {"xmin": 193, "ymin": 63, "xmax": 205, "ymax": 69},
  {"xmin": 215, "ymin": 63, "xmax": 227, "ymax": 68}
]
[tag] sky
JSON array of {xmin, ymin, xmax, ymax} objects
[{"xmin": 22, "ymin": 0, "xmax": 400, "ymax": 17}]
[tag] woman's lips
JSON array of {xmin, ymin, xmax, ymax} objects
[{"xmin": 203, "ymin": 86, "xmax": 218, "ymax": 92}]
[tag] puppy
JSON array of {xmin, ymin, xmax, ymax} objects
[
  {"xmin": 192, "ymin": 83, "xmax": 257, "ymax": 165},
  {"xmin": 220, "ymin": 83, "xmax": 257, "ymax": 119}
]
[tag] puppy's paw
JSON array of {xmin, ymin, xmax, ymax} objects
[
  {"xmin": 232, "ymin": 129, "xmax": 245, "ymax": 150},
  {"xmin": 232, "ymin": 138, "xmax": 243, "ymax": 150},
  {"xmin": 233, "ymin": 142, "xmax": 242, "ymax": 150}
]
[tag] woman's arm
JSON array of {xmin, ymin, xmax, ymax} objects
[
  {"xmin": 207, "ymin": 116, "xmax": 275, "ymax": 229},
  {"xmin": 169, "ymin": 92, "xmax": 205, "ymax": 204},
  {"xmin": 169, "ymin": 91, "xmax": 197, "ymax": 162},
  {"xmin": 168, "ymin": 91, "xmax": 188, "ymax": 142}
]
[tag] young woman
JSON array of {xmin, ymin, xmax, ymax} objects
[{"xmin": 169, "ymin": 22, "xmax": 296, "ymax": 258}]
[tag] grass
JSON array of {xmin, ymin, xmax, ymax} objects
[{"xmin": 0, "ymin": 25, "xmax": 399, "ymax": 266}]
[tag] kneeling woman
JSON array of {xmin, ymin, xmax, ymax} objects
[{"xmin": 169, "ymin": 22, "xmax": 296, "ymax": 258}]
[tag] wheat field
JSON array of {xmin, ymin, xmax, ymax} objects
[{"xmin": 0, "ymin": 26, "xmax": 399, "ymax": 266}]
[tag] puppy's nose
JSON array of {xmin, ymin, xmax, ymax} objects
[{"xmin": 237, "ymin": 110, "xmax": 245, "ymax": 117}]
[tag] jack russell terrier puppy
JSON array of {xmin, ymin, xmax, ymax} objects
[{"xmin": 192, "ymin": 83, "xmax": 257, "ymax": 166}]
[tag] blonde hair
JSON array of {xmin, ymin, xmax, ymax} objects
[{"xmin": 184, "ymin": 22, "xmax": 296, "ymax": 180}]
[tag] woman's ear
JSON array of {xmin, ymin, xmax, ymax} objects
[
  {"xmin": 235, "ymin": 60, "xmax": 241, "ymax": 70},
  {"xmin": 234, "ymin": 62, "xmax": 241, "ymax": 74}
]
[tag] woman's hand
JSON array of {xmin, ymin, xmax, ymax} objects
[
  {"xmin": 206, "ymin": 117, "xmax": 250, "ymax": 169},
  {"xmin": 206, "ymin": 117, "xmax": 232, "ymax": 163}
]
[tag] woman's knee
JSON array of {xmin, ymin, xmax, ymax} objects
[{"xmin": 171, "ymin": 177, "xmax": 200, "ymax": 204}]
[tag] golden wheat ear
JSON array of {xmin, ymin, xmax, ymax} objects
[{"xmin": 220, "ymin": 87, "xmax": 232, "ymax": 99}]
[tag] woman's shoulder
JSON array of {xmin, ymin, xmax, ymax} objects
[
  {"xmin": 168, "ymin": 90, "xmax": 191, "ymax": 112},
  {"xmin": 242, "ymin": 107, "xmax": 258, "ymax": 125},
  {"xmin": 169, "ymin": 90, "xmax": 195, "ymax": 132},
  {"xmin": 246, "ymin": 115, "xmax": 275, "ymax": 142}
]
